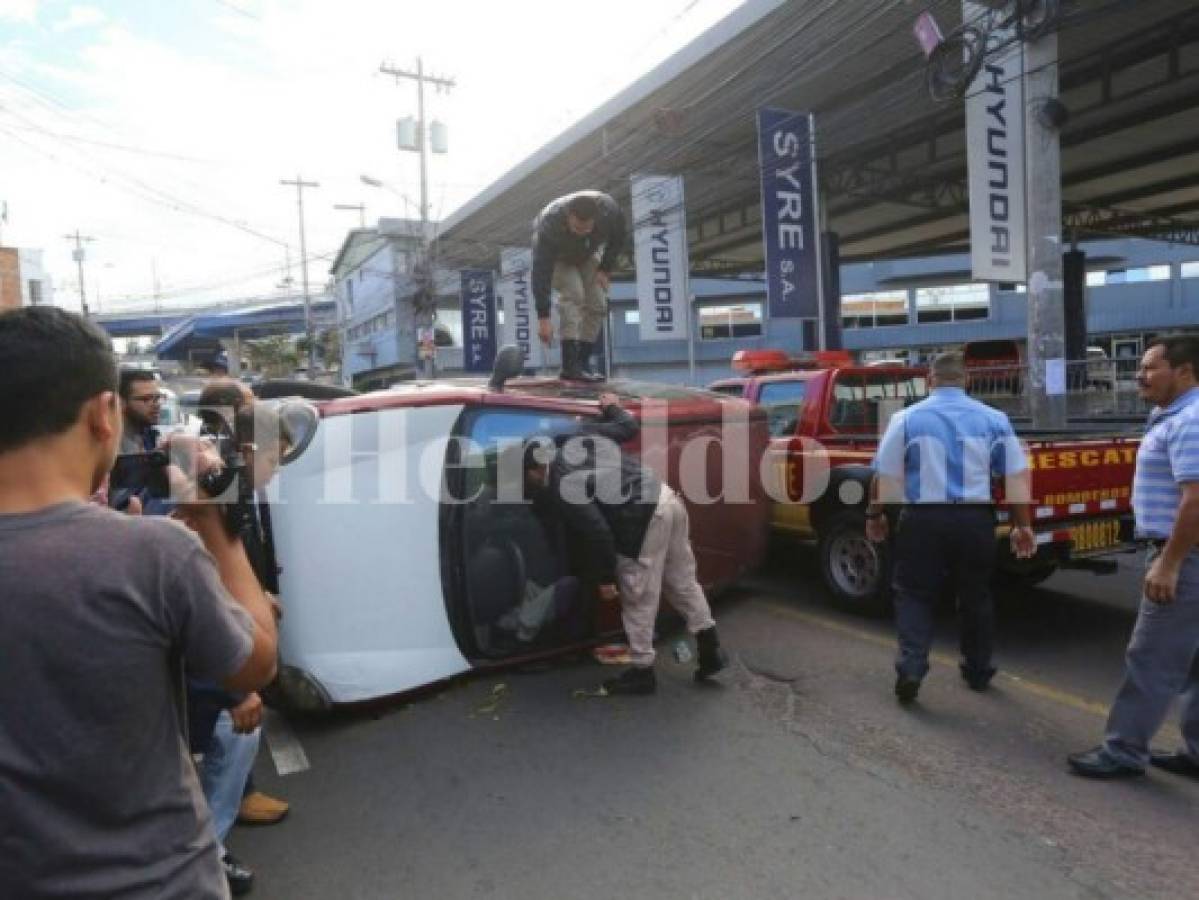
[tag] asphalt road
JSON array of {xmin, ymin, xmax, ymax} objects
[{"xmin": 236, "ymin": 549, "xmax": 1198, "ymax": 900}]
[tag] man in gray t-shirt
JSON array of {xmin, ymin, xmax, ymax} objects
[{"xmin": 0, "ymin": 307, "xmax": 278, "ymax": 899}]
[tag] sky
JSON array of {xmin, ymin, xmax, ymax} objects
[{"xmin": 0, "ymin": 0, "xmax": 744, "ymax": 313}]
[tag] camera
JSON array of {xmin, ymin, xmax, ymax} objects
[{"xmin": 109, "ymin": 412, "xmax": 255, "ymax": 537}]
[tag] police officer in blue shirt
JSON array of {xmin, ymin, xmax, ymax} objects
[
  {"xmin": 866, "ymin": 350, "xmax": 1036, "ymax": 704},
  {"xmin": 1069, "ymin": 335, "xmax": 1199, "ymax": 778}
]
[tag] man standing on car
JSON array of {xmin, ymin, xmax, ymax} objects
[
  {"xmin": 0, "ymin": 307, "xmax": 278, "ymax": 899},
  {"xmin": 119, "ymin": 368, "xmax": 163, "ymax": 453},
  {"xmin": 1069, "ymin": 335, "xmax": 1199, "ymax": 778},
  {"xmin": 530, "ymin": 190, "xmax": 626, "ymax": 382},
  {"xmin": 866, "ymin": 350, "xmax": 1036, "ymax": 704},
  {"xmin": 519, "ymin": 392, "xmax": 728, "ymax": 695}
]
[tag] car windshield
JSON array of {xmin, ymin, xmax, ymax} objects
[{"xmin": 758, "ymin": 380, "xmax": 809, "ymax": 437}]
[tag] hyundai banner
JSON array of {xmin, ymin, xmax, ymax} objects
[
  {"xmin": 631, "ymin": 174, "xmax": 689, "ymax": 342},
  {"xmin": 496, "ymin": 247, "xmax": 542, "ymax": 370},
  {"xmin": 460, "ymin": 269, "xmax": 496, "ymax": 373},
  {"xmin": 964, "ymin": 0, "xmax": 1027, "ymax": 282},
  {"xmin": 757, "ymin": 108, "xmax": 819, "ymax": 319}
]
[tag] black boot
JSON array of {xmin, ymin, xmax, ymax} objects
[
  {"xmin": 695, "ymin": 626, "xmax": 728, "ymax": 681},
  {"xmin": 559, "ymin": 340, "xmax": 586, "ymax": 381},
  {"xmin": 602, "ymin": 666, "xmax": 657, "ymax": 695},
  {"xmin": 574, "ymin": 339, "xmax": 605, "ymax": 383}
]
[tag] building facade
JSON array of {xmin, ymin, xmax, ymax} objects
[
  {"xmin": 0, "ymin": 246, "xmax": 52, "ymax": 311},
  {"xmin": 332, "ymin": 230, "xmax": 1197, "ymax": 388}
]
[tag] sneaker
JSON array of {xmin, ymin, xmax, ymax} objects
[
  {"xmin": 602, "ymin": 666, "xmax": 657, "ymax": 696},
  {"xmin": 695, "ymin": 626, "xmax": 729, "ymax": 681},
  {"xmin": 222, "ymin": 852, "xmax": 254, "ymax": 896},
  {"xmin": 894, "ymin": 674, "xmax": 921, "ymax": 705},
  {"xmin": 1067, "ymin": 747, "xmax": 1145, "ymax": 779},
  {"xmin": 237, "ymin": 791, "xmax": 289, "ymax": 826}
]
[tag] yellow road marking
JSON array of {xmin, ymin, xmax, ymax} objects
[{"xmin": 759, "ymin": 600, "xmax": 1110, "ymax": 718}]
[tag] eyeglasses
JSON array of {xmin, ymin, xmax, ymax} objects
[{"xmin": 130, "ymin": 395, "xmax": 164, "ymax": 404}]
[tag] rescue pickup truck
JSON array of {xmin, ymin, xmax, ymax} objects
[{"xmin": 709, "ymin": 350, "xmax": 1140, "ymax": 614}]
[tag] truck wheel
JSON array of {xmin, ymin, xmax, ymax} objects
[{"xmin": 818, "ymin": 509, "xmax": 892, "ymax": 616}]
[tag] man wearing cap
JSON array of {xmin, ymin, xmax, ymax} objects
[
  {"xmin": 1069, "ymin": 335, "xmax": 1199, "ymax": 778},
  {"xmin": 530, "ymin": 190, "xmax": 626, "ymax": 382}
]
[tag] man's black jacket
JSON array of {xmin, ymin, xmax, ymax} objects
[
  {"xmin": 538, "ymin": 402, "xmax": 661, "ymax": 582},
  {"xmin": 530, "ymin": 191, "xmax": 627, "ymax": 318}
]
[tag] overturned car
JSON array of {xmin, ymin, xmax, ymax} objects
[{"xmin": 260, "ymin": 360, "xmax": 770, "ymax": 710}]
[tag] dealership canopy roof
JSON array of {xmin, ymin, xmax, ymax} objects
[{"xmin": 436, "ymin": 0, "xmax": 1199, "ymax": 272}]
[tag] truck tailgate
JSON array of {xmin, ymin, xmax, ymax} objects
[{"xmin": 1008, "ymin": 437, "xmax": 1139, "ymax": 554}]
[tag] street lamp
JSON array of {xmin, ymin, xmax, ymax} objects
[{"xmin": 359, "ymin": 174, "xmax": 416, "ymax": 217}]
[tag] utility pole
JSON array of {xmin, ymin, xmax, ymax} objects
[
  {"xmin": 334, "ymin": 203, "xmax": 367, "ymax": 228},
  {"xmin": 379, "ymin": 58, "xmax": 454, "ymax": 227},
  {"xmin": 1023, "ymin": 22, "xmax": 1067, "ymax": 429},
  {"xmin": 151, "ymin": 258, "xmax": 162, "ymax": 315},
  {"xmin": 63, "ymin": 230, "xmax": 95, "ymax": 318},
  {"xmin": 280, "ymin": 176, "xmax": 320, "ymax": 376},
  {"xmin": 380, "ymin": 58, "xmax": 454, "ymax": 379}
]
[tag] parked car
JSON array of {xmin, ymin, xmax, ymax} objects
[
  {"xmin": 261, "ymin": 358, "xmax": 770, "ymax": 710},
  {"xmin": 963, "ymin": 339, "xmax": 1024, "ymax": 394},
  {"xmin": 1085, "ymin": 346, "xmax": 1117, "ymax": 390}
]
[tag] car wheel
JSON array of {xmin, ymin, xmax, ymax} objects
[{"xmin": 817, "ymin": 509, "xmax": 892, "ymax": 616}]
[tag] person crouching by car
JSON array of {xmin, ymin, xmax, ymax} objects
[
  {"xmin": 0, "ymin": 306, "xmax": 278, "ymax": 899},
  {"xmin": 517, "ymin": 392, "xmax": 729, "ymax": 695}
]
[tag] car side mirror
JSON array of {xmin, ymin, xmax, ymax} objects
[{"xmin": 489, "ymin": 345, "xmax": 525, "ymax": 392}]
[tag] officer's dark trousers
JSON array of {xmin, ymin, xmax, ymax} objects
[{"xmin": 892, "ymin": 504, "xmax": 996, "ymax": 681}]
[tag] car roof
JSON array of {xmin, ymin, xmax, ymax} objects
[{"xmin": 319, "ymin": 376, "xmax": 754, "ymax": 422}]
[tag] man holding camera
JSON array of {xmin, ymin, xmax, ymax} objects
[{"xmin": 0, "ymin": 307, "xmax": 278, "ymax": 899}]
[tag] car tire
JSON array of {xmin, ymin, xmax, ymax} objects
[{"xmin": 817, "ymin": 509, "xmax": 892, "ymax": 616}]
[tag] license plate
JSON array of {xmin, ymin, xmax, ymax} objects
[{"xmin": 1069, "ymin": 518, "xmax": 1122, "ymax": 553}]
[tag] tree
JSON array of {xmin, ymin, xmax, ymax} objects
[
  {"xmin": 318, "ymin": 327, "xmax": 342, "ymax": 371},
  {"xmin": 246, "ymin": 335, "xmax": 298, "ymax": 378}
]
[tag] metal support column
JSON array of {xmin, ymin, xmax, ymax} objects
[{"xmin": 1024, "ymin": 27, "xmax": 1067, "ymax": 428}]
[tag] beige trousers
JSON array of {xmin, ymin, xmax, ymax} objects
[
  {"xmin": 615, "ymin": 485, "xmax": 716, "ymax": 667},
  {"xmin": 551, "ymin": 253, "xmax": 608, "ymax": 342}
]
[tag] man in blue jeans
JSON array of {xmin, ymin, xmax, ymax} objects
[{"xmin": 1069, "ymin": 335, "xmax": 1199, "ymax": 778}]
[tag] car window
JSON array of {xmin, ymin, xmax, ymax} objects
[
  {"xmin": 758, "ymin": 380, "xmax": 808, "ymax": 437},
  {"xmin": 709, "ymin": 384, "xmax": 744, "ymax": 398},
  {"xmin": 454, "ymin": 408, "xmax": 589, "ymax": 659}
]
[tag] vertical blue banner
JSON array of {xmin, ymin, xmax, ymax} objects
[
  {"xmin": 461, "ymin": 269, "xmax": 496, "ymax": 373},
  {"xmin": 757, "ymin": 108, "xmax": 819, "ymax": 319}
]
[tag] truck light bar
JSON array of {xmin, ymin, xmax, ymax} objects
[{"xmin": 730, "ymin": 348, "xmax": 853, "ymax": 374}]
